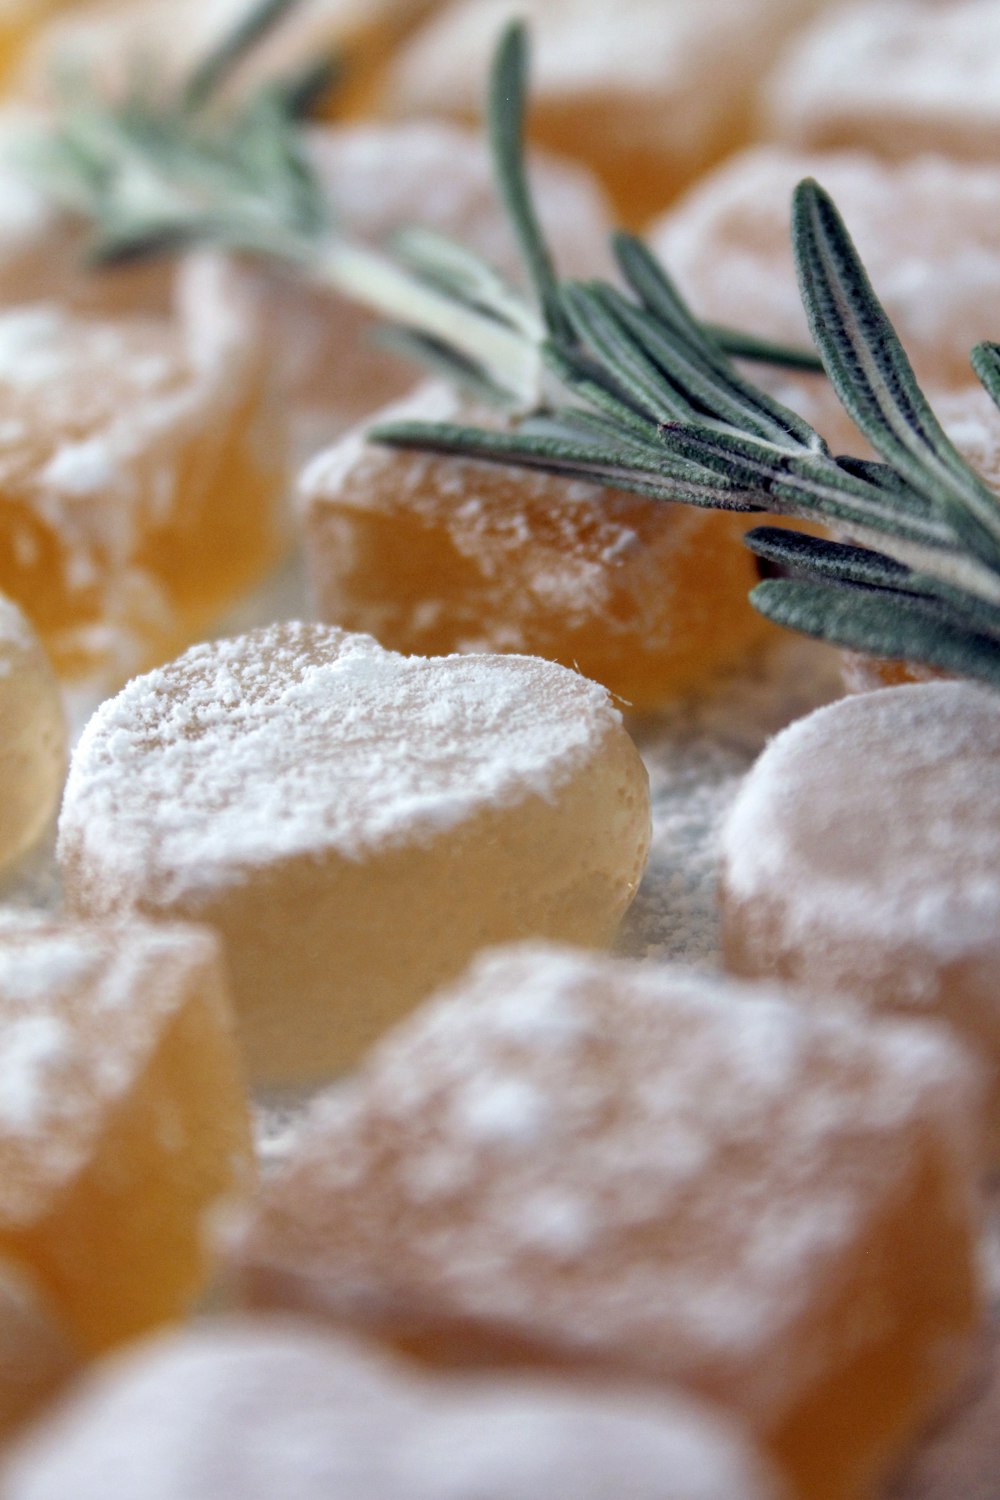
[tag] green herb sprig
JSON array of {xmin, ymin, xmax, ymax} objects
[{"xmin": 20, "ymin": 1, "xmax": 1000, "ymax": 687}]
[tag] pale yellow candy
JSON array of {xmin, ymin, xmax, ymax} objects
[
  {"xmin": 57, "ymin": 624, "xmax": 650, "ymax": 1087},
  {"xmin": 761, "ymin": 0, "xmax": 1000, "ymax": 166},
  {"xmin": 0, "ymin": 593, "xmax": 64, "ymax": 874},
  {"xmin": 0, "ymin": 1317, "xmax": 789, "ymax": 1500},
  {"xmin": 233, "ymin": 942, "xmax": 985, "ymax": 1500},
  {"xmin": 0, "ymin": 915, "xmax": 253, "ymax": 1354},
  {"xmin": 720, "ymin": 682, "xmax": 1000, "ymax": 1149}
]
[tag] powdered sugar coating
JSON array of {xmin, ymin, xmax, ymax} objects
[
  {"xmin": 762, "ymin": 0, "xmax": 1000, "ymax": 162},
  {"xmin": 0, "ymin": 915, "xmax": 223, "ymax": 1223},
  {"xmin": 238, "ymin": 943, "xmax": 983, "ymax": 1437},
  {"xmin": 0, "ymin": 1318, "xmax": 786, "ymax": 1500},
  {"xmin": 721, "ymin": 682, "xmax": 1000, "ymax": 962},
  {"xmin": 59, "ymin": 623, "xmax": 625, "ymax": 908}
]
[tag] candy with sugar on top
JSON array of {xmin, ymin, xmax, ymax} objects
[
  {"xmin": 0, "ymin": 292, "xmax": 286, "ymax": 686},
  {"xmin": 300, "ymin": 383, "xmax": 773, "ymax": 710},
  {"xmin": 720, "ymin": 681, "xmax": 1000, "ymax": 1147},
  {"xmin": 0, "ymin": 915, "xmax": 252, "ymax": 1354},
  {"xmin": 232, "ymin": 942, "xmax": 985, "ymax": 1500},
  {"xmin": 57, "ymin": 623, "xmax": 650, "ymax": 1086},
  {"xmin": 0, "ymin": 1317, "xmax": 788, "ymax": 1500}
]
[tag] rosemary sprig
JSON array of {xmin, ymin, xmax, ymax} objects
[
  {"xmin": 18, "ymin": 2, "xmax": 1000, "ymax": 685},
  {"xmin": 368, "ymin": 22, "xmax": 1000, "ymax": 688}
]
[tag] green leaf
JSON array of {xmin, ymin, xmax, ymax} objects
[
  {"xmin": 487, "ymin": 21, "xmax": 567, "ymax": 337},
  {"xmin": 751, "ymin": 577, "xmax": 1000, "ymax": 686},
  {"xmin": 793, "ymin": 178, "xmax": 1000, "ymax": 571},
  {"xmin": 183, "ymin": 0, "xmax": 304, "ymax": 110}
]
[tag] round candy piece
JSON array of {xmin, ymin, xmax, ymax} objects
[
  {"xmin": 0, "ymin": 1318, "xmax": 787, "ymax": 1500},
  {"xmin": 720, "ymin": 681, "xmax": 1000, "ymax": 1144},
  {"xmin": 0, "ymin": 593, "xmax": 65, "ymax": 876},
  {"xmin": 57, "ymin": 623, "xmax": 650, "ymax": 1086}
]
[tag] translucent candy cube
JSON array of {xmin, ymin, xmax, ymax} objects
[
  {"xmin": 0, "ymin": 593, "xmax": 65, "ymax": 875},
  {"xmin": 299, "ymin": 383, "xmax": 773, "ymax": 710},
  {"xmin": 0, "ymin": 1257, "xmax": 76, "ymax": 1436},
  {"xmin": 0, "ymin": 915, "xmax": 253, "ymax": 1354},
  {"xmin": 0, "ymin": 288, "xmax": 287, "ymax": 685},
  {"xmin": 200, "ymin": 118, "xmax": 613, "ymax": 454},
  {"xmin": 761, "ymin": 1, "xmax": 1000, "ymax": 166},
  {"xmin": 232, "ymin": 942, "xmax": 985, "ymax": 1500},
  {"xmin": 382, "ymin": 0, "xmax": 826, "ymax": 223},
  {"xmin": 720, "ymin": 682, "xmax": 1000, "ymax": 1149},
  {"xmin": 57, "ymin": 623, "xmax": 651, "ymax": 1087},
  {"xmin": 0, "ymin": 1317, "xmax": 789, "ymax": 1500},
  {"xmin": 650, "ymin": 148, "xmax": 1000, "ymax": 453}
]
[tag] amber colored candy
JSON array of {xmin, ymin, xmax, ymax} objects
[
  {"xmin": 299, "ymin": 383, "xmax": 772, "ymax": 711},
  {"xmin": 0, "ymin": 594, "xmax": 65, "ymax": 875},
  {"xmin": 720, "ymin": 682, "xmax": 1000, "ymax": 1149},
  {"xmin": 0, "ymin": 1317, "xmax": 789, "ymax": 1500},
  {"xmin": 57, "ymin": 623, "xmax": 650, "ymax": 1087},
  {"xmin": 232, "ymin": 942, "xmax": 984, "ymax": 1500},
  {"xmin": 382, "ymin": 0, "xmax": 826, "ymax": 224},
  {"xmin": 0, "ymin": 915, "xmax": 253, "ymax": 1354},
  {"xmin": 761, "ymin": 0, "xmax": 1000, "ymax": 166},
  {"xmin": 0, "ymin": 1257, "xmax": 76, "ymax": 1436},
  {"xmin": 0, "ymin": 287, "xmax": 287, "ymax": 686},
  {"xmin": 212, "ymin": 118, "xmax": 612, "ymax": 452}
]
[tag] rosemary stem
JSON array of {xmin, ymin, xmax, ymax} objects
[{"xmin": 310, "ymin": 237, "xmax": 544, "ymax": 407}]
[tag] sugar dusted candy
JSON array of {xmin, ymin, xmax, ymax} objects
[
  {"xmin": 720, "ymin": 682, "xmax": 1000, "ymax": 1144},
  {"xmin": 233, "ymin": 942, "xmax": 985, "ymax": 1500},
  {"xmin": 300, "ymin": 383, "xmax": 772, "ymax": 709},
  {"xmin": 761, "ymin": 0, "xmax": 1000, "ymax": 165},
  {"xmin": 383, "ymin": 0, "xmax": 826, "ymax": 222},
  {"xmin": 0, "ymin": 287, "xmax": 286, "ymax": 685},
  {"xmin": 0, "ymin": 915, "xmax": 253, "ymax": 1354},
  {"xmin": 0, "ymin": 1317, "xmax": 788, "ymax": 1500},
  {"xmin": 57, "ymin": 624, "xmax": 650, "ymax": 1087},
  {"xmin": 0, "ymin": 594, "xmax": 65, "ymax": 875}
]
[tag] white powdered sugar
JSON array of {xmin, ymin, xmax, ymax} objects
[
  {"xmin": 58, "ymin": 622, "xmax": 623, "ymax": 906},
  {"xmin": 247, "ymin": 941, "xmax": 981, "ymax": 1432},
  {"xmin": 0, "ymin": 1320, "xmax": 785, "ymax": 1500},
  {"xmin": 0, "ymin": 915, "xmax": 218, "ymax": 1220},
  {"xmin": 721, "ymin": 681, "xmax": 1000, "ymax": 961}
]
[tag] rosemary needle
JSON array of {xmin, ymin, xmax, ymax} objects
[{"xmin": 17, "ymin": 1, "xmax": 1000, "ymax": 685}]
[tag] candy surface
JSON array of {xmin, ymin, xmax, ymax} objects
[
  {"xmin": 300, "ymin": 383, "xmax": 772, "ymax": 709},
  {"xmin": 58, "ymin": 624, "xmax": 650, "ymax": 1085},
  {"xmin": 0, "ymin": 594, "xmax": 65, "ymax": 875},
  {"xmin": 720, "ymin": 682, "xmax": 1000, "ymax": 1145},
  {"xmin": 761, "ymin": 0, "xmax": 1000, "ymax": 165},
  {"xmin": 234, "ymin": 942, "xmax": 984, "ymax": 1500},
  {"xmin": 0, "ymin": 915, "xmax": 253, "ymax": 1353},
  {"xmin": 383, "ymin": 0, "xmax": 825, "ymax": 222},
  {"xmin": 0, "ymin": 1318, "xmax": 787, "ymax": 1500},
  {"xmin": 0, "ymin": 293, "xmax": 286, "ymax": 684}
]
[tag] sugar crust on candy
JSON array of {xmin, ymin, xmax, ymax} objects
[
  {"xmin": 720, "ymin": 682, "xmax": 1000, "ymax": 963},
  {"xmin": 236, "ymin": 941, "xmax": 984, "ymax": 1500},
  {"xmin": 59, "ymin": 623, "xmax": 627, "ymax": 903},
  {"xmin": 0, "ymin": 1318, "xmax": 787, "ymax": 1500}
]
